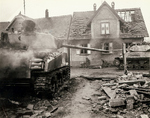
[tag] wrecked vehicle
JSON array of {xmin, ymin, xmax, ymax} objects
[
  {"xmin": 0, "ymin": 20, "xmax": 69, "ymax": 94},
  {"xmin": 114, "ymin": 43, "xmax": 150, "ymax": 70}
]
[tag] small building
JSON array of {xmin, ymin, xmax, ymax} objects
[
  {"xmin": 68, "ymin": 1, "xmax": 149, "ymax": 67},
  {"xmin": 5, "ymin": 12, "xmax": 34, "ymax": 33}
]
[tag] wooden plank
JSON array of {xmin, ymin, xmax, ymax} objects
[
  {"xmin": 102, "ymin": 87, "xmax": 116, "ymax": 99},
  {"xmin": 80, "ymin": 75, "xmax": 117, "ymax": 81},
  {"xmin": 119, "ymin": 79, "xmax": 145, "ymax": 85}
]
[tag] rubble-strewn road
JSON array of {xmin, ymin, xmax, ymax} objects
[
  {"xmin": 52, "ymin": 67, "xmax": 122, "ymax": 118},
  {"xmin": 0, "ymin": 67, "xmax": 150, "ymax": 118},
  {"xmin": 52, "ymin": 67, "xmax": 150, "ymax": 118}
]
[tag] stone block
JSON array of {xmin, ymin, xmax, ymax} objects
[
  {"xmin": 98, "ymin": 96, "xmax": 107, "ymax": 100},
  {"xmin": 126, "ymin": 96, "xmax": 134, "ymax": 110},
  {"xmin": 27, "ymin": 104, "xmax": 34, "ymax": 110},
  {"xmin": 109, "ymin": 98, "xmax": 125, "ymax": 107},
  {"xmin": 140, "ymin": 114, "xmax": 149, "ymax": 118}
]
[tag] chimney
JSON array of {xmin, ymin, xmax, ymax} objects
[
  {"xmin": 93, "ymin": 3, "xmax": 97, "ymax": 12},
  {"xmin": 45, "ymin": 9, "xmax": 49, "ymax": 18},
  {"xmin": 111, "ymin": 2, "xmax": 115, "ymax": 9}
]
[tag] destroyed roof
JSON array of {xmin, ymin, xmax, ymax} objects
[
  {"xmin": 69, "ymin": 11, "xmax": 94, "ymax": 40},
  {"xmin": 35, "ymin": 15, "xmax": 72, "ymax": 40},
  {"xmin": 116, "ymin": 8, "xmax": 149, "ymax": 38},
  {"xmin": 69, "ymin": 2, "xmax": 149, "ymax": 40}
]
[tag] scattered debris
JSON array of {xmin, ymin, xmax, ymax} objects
[
  {"xmin": 129, "ymin": 90, "xmax": 139, "ymax": 100},
  {"xmin": 8, "ymin": 99, "xmax": 20, "ymax": 105},
  {"xmin": 126, "ymin": 96, "xmax": 135, "ymax": 110},
  {"xmin": 109, "ymin": 98, "xmax": 125, "ymax": 107},
  {"xmin": 82, "ymin": 96, "xmax": 91, "ymax": 100},
  {"xmin": 140, "ymin": 114, "xmax": 149, "ymax": 118},
  {"xmin": 80, "ymin": 75, "xmax": 117, "ymax": 81},
  {"xmin": 97, "ymin": 71, "xmax": 150, "ymax": 117},
  {"xmin": 118, "ymin": 79, "xmax": 145, "ymax": 85},
  {"xmin": 27, "ymin": 104, "xmax": 34, "ymax": 110},
  {"xmin": 102, "ymin": 87, "xmax": 116, "ymax": 99},
  {"xmin": 98, "ymin": 96, "xmax": 107, "ymax": 100},
  {"xmin": 33, "ymin": 99, "xmax": 52, "ymax": 110}
]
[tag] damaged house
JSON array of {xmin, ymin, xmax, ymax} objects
[
  {"xmin": 0, "ymin": 1, "xmax": 149, "ymax": 67},
  {"xmin": 68, "ymin": 1, "xmax": 149, "ymax": 67}
]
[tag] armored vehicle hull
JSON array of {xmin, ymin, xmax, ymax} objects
[{"xmin": 114, "ymin": 43, "xmax": 150, "ymax": 70}]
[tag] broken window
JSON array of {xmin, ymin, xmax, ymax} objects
[
  {"xmin": 101, "ymin": 22, "xmax": 110, "ymax": 35},
  {"xmin": 102, "ymin": 43, "xmax": 113, "ymax": 54},
  {"xmin": 104, "ymin": 43, "xmax": 109, "ymax": 50},
  {"xmin": 76, "ymin": 44, "xmax": 91, "ymax": 55},
  {"xmin": 81, "ymin": 44, "xmax": 87, "ymax": 54}
]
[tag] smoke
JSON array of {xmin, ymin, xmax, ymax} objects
[
  {"xmin": 0, "ymin": 21, "xmax": 61, "ymax": 78},
  {"xmin": 0, "ymin": 49, "xmax": 34, "ymax": 78}
]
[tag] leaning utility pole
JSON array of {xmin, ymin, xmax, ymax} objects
[{"xmin": 122, "ymin": 43, "xmax": 127, "ymax": 74}]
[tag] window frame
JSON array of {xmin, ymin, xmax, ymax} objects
[
  {"xmin": 100, "ymin": 22, "xmax": 110, "ymax": 35},
  {"xmin": 102, "ymin": 42, "xmax": 113, "ymax": 54},
  {"xmin": 80, "ymin": 44, "xmax": 88, "ymax": 54},
  {"xmin": 76, "ymin": 43, "xmax": 91, "ymax": 55}
]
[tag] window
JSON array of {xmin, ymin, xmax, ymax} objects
[
  {"xmin": 101, "ymin": 22, "xmax": 110, "ymax": 35},
  {"xmin": 104, "ymin": 43, "xmax": 109, "ymax": 50},
  {"xmin": 102, "ymin": 43, "xmax": 113, "ymax": 54},
  {"xmin": 76, "ymin": 44, "xmax": 91, "ymax": 55},
  {"xmin": 81, "ymin": 44, "xmax": 87, "ymax": 54}
]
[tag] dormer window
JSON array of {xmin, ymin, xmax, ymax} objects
[{"xmin": 101, "ymin": 22, "xmax": 110, "ymax": 35}]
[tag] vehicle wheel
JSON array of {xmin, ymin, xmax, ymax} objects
[
  {"xmin": 134, "ymin": 63, "xmax": 140, "ymax": 70},
  {"xmin": 144, "ymin": 64, "xmax": 149, "ymax": 70},
  {"xmin": 119, "ymin": 63, "xmax": 124, "ymax": 70},
  {"xmin": 127, "ymin": 64, "xmax": 133, "ymax": 70},
  {"xmin": 113, "ymin": 59, "xmax": 120, "ymax": 66}
]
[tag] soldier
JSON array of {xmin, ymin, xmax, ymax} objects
[{"xmin": 85, "ymin": 57, "xmax": 90, "ymax": 68}]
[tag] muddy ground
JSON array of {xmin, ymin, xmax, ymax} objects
[{"xmin": 0, "ymin": 67, "xmax": 150, "ymax": 118}]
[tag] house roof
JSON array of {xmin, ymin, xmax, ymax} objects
[
  {"xmin": 69, "ymin": 2, "xmax": 149, "ymax": 40},
  {"xmin": 4, "ymin": 13, "xmax": 72, "ymax": 40},
  {"xmin": 35, "ymin": 15, "xmax": 72, "ymax": 40},
  {"xmin": 69, "ymin": 11, "xmax": 94, "ymax": 40},
  {"xmin": 86, "ymin": 1, "xmax": 125, "ymax": 26},
  {"xmin": 6, "ymin": 13, "xmax": 34, "ymax": 31}
]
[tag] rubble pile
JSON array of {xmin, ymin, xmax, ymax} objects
[
  {"xmin": 92, "ymin": 72, "xmax": 150, "ymax": 118},
  {"xmin": 0, "ymin": 77, "xmax": 78, "ymax": 118},
  {"xmin": 0, "ymin": 98, "xmax": 58, "ymax": 118}
]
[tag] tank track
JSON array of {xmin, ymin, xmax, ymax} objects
[
  {"xmin": 118, "ymin": 59, "xmax": 149, "ymax": 70},
  {"xmin": 31, "ymin": 66, "xmax": 70, "ymax": 95}
]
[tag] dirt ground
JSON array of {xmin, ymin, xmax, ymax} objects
[{"xmin": 52, "ymin": 67, "xmax": 150, "ymax": 118}]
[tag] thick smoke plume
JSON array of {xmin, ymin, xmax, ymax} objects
[{"xmin": 0, "ymin": 20, "xmax": 62, "ymax": 79}]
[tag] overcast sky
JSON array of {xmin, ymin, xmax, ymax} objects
[{"xmin": 0, "ymin": 0, "xmax": 150, "ymax": 39}]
